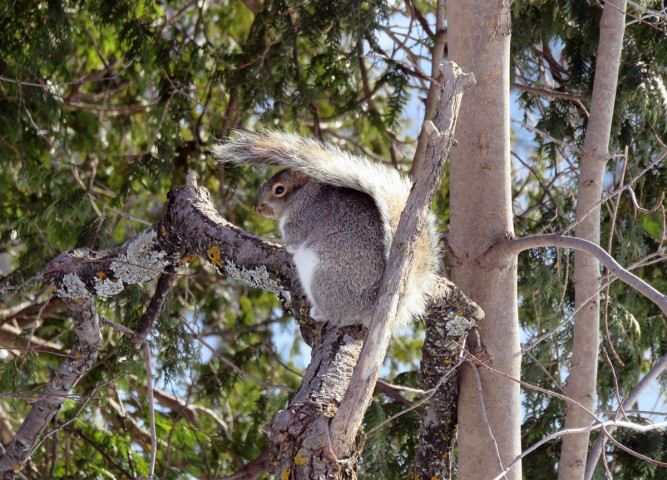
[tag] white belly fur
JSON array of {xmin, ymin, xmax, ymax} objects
[{"xmin": 291, "ymin": 244, "xmax": 319, "ymax": 308}]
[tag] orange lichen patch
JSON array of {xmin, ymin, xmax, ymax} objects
[
  {"xmin": 457, "ymin": 311, "xmax": 464, "ymax": 316},
  {"xmin": 98, "ymin": 271, "xmax": 106, "ymax": 280},
  {"xmin": 280, "ymin": 466, "xmax": 291, "ymax": 480},
  {"xmin": 485, "ymin": 71, "xmax": 502, "ymax": 80},
  {"xmin": 179, "ymin": 255, "xmax": 197, "ymax": 264},
  {"xmin": 161, "ymin": 225, "xmax": 168, "ymax": 237},
  {"xmin": 207, "ymin": 246, "xmax": 222, "ymax": 268},
  {"xmin": 444, "ymin": 359, "xmax": 452, "ymax": 364}
]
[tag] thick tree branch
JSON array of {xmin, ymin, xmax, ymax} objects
[
  {"xmin": 412, "ymin": 280, "xmax": 483, "ymax": 478},
  {"xmin": 40, "ymin": 176, "xmax": 295, "ymax": 307},
  {"xmin": 0, "ymin": 177, "xmax": 298, "ymax": 477}
]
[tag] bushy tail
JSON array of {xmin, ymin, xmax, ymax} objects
[{"xmin": 212, "ymin": 130, "xmax": 411, "ymax": 247}]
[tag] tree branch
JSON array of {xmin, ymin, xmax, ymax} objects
[
  {"xmin": 492, "ymin": 419, "xmax": 667, "ymax": 480},
  {"xmin": 410, "ymin": 0, "xmax": 448, "ymax": 176},
  {"xmin": 0, "ymin": 176, "xmax": 298, "ymax": 477},
  {"xmin": 585, "ymin": 352, "xmax": 667, "ymax": 479},
  {"xmin": 489, "ymin": 233, "xmax": 667, "ymax": 315},
  {"xmin": 0, "ymin": 298, "xmax": 102, "ymax": 475}
]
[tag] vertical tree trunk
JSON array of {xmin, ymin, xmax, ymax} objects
[
  {"xmin": 558, "ymin": 1, "xmax": 627, "ymax": 479},
  {"xmin": 447, "ymin": 2, "xmax": 520, "ymax": 479}
]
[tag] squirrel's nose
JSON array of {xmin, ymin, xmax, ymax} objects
[{"xmin": 255, "ymin": 202, "xmax": 268, "ymax": 215}]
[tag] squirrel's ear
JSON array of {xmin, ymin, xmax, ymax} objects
[{"xmin": 291, "ymin": 170, "xmax": 310, "ymax": 186}]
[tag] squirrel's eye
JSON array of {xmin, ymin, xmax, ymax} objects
[{"xmin": 274, "ymin": 185, "xmax": 285, "ymax": 196}]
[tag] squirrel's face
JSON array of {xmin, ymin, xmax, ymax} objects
[{"xmin": 255, "ymin": 169, "xmax": 310, "ymax": 219}]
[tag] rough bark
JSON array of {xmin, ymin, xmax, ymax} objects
[
  {"xmin": 266, "ymin": 276, "xmax": 481, "ymax": 480},
  {"xmin": 448, "ymin": 1, "xmax": 520, "ymax": 479},
  {"xmin": 558, "ymin": 2, "xmax": 627, "ymax": 479},
  {"xmin": 412, "ymin": 279, "xmax": 484, "ymax": 478},
  {"xmin": 264, "ymin": 323, "xmax": 366, "ymax": 480}
]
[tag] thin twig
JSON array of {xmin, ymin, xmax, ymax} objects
[
  {"xmin": 491, "ymin": 419, "xmax": 667, "ymax": 480},
  {"xmin": 144, "ymin": 341, "xmax": 157, "ymax": 479},
  {"xmin": 603, "ymin": 147, "xmax": 629, "ymax": 366},
  {"xmin": 562, "ymin": 150, "xmax": 667, "ymax": 235},
  {"xmin": 585, "ymin": 352, "xmax": 667, "ymax": 479},
  {"xmin": 511, "ymin": 82, "xmax": 589, "ymax": 101},
  {"xmin": 465, "ymin": 359, "xmax": 507, "ymax": 478},
  {"xmin": 366, "ymin": 359, "xmax": 462, "ymax": 436},
  {"xmin": 511, "ymin": 118, "xmax": 583, "ymax": 154},
  {"xmin": 180, "ymin": 318, "xmax": 293, "ymax": 392}
]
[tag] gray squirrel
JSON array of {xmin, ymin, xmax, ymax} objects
[{"xmin": 212, "ymin": 131, "xmax": 440, "ymax": 328}]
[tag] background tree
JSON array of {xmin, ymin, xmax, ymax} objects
[{"xmin": 1, "ymin": 1, "xmax": 666, "ymax": 479}]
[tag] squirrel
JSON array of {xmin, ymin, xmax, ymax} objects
[{"xmin": 212, "ymin": 131, "xmax": 440, "ymax": 328}]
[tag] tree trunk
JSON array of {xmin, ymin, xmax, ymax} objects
[
  {"xmin": 558, "ymin": 1, "xmax": 627, "ymax": 479},
  {"xmin": 448, "ymin": 1, "xmax": 520, "ymax": 479}
]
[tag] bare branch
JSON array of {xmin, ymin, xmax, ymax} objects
[
  {"xmin": 562, "ymin": 150, "xmax": 667, "ymax": 235},
  {"xmin": 465, "ymin": 359, "xmax": 506, "ymax": 475},
  {"xmin": 366, "ymin": 358, "xmax": 463, "ymax": 437},
  {"xmin": 144, "ymin": 342, "xmax": 158, "ymax": 479},
  {"xmin": 511, "ymin": 118, "xmax": 583, "ymax": 154},
  {"xmin": 492, "ymin": 419, "xmax": 667, "ymax": 480},
  {"xmin": 511, "ymin": 82, "xmax": 590, "ymax": 102},
  {"xmin": 490, "ymin": 234, "xmax": 667, "ymax": 315},
  {"xmin": 585, "ymin": 352, "xmax": 667, "ymax": 479},
  {"xmin": 411, "ymin": 0, "xmax": 448, "ymax": 176},
  {"xmin": 0, "ymin": 298, "xmax": 102, "ymax": 474}
]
